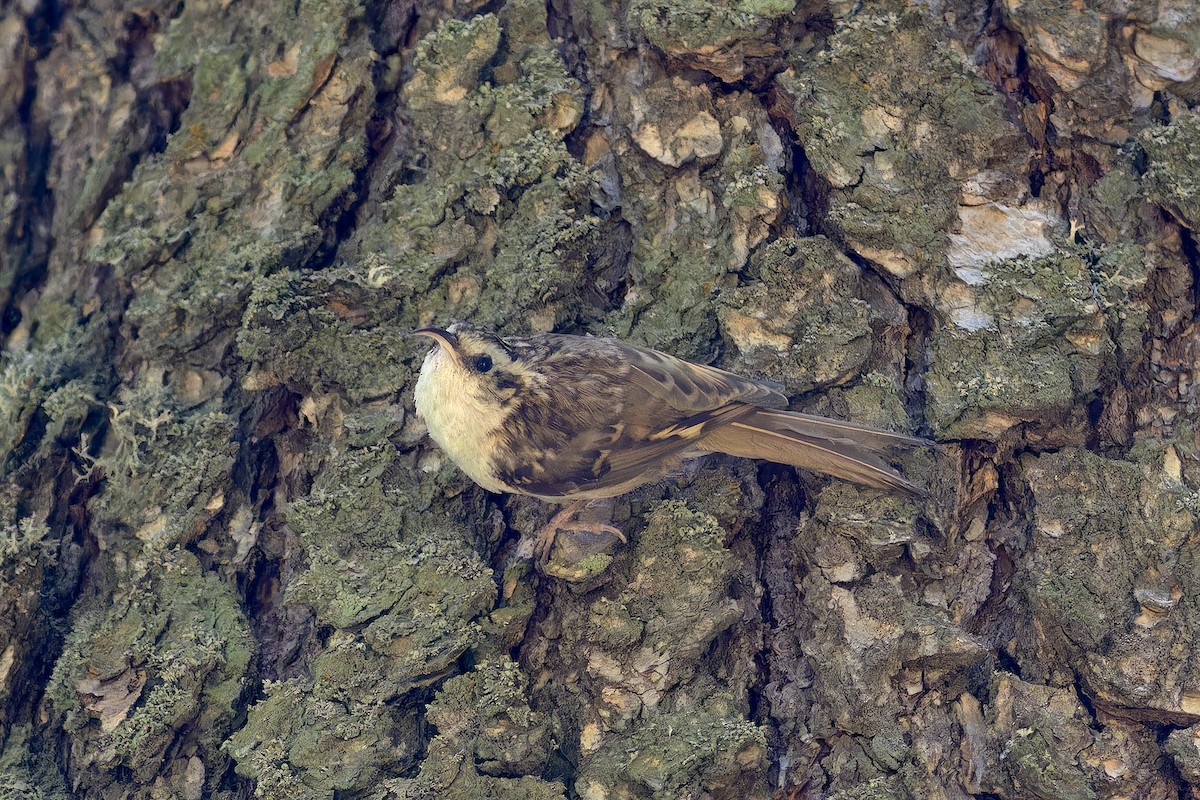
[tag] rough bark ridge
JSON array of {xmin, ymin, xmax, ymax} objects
[{"xmin": 0, "ymin": 0, "xmax": 1198, "ymax": 797}]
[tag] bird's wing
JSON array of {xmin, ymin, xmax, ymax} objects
[
  {"xmin": 495, "ymin": 396, "xmax": 755, "ymax": 500},
  {"xmin": 610, "ymin": 340, "xmax": 928, "ymax": 494},
  {"xmin": 615, "ymin": 340, "xmax": 789, "ymax": 412},
  {"xmin": 695, "ymin": 408, "xmax": 927, "ymax": 496},
  {"xmin": 492, "ymin": 339, "xmax": 931, "ymax": 498},
  {"xmin": 748, "ymin": 410, "xmax": 932, "ymax": 450},
  {"xmin": 490, "ymin": 335, "xmax": 783, "ymax": 497}
]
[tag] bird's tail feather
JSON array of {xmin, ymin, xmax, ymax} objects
[{"xmin": 697, "ymin": 409, "xmax": 927, "ymax": 496}]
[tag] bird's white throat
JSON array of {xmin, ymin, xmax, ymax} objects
[{"xmin": 413, "ymin": 345, "xmax": 508, "ymax": 493}]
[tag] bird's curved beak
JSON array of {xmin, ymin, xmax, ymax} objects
[{"xmin": 412, "ymin": 327, "xmax": 461, "ymax": 363}]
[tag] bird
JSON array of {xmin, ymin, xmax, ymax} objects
[{"xmin": 412, "ymin": 322, "xmax": 930, "ymax": 560}]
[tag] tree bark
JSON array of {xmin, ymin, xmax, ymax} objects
[{"xmin": 1, "ymin": 0, "xmax": 1198, "ymax": 797}]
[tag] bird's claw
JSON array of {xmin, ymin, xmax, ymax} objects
[{"xmin": 531, "ymin": 502, "xmax": 626, "ymax": 563}]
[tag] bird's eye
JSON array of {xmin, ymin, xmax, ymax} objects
[{"xmin": 472, "ymin": 354, "xmax": 494, "ymax": 373}]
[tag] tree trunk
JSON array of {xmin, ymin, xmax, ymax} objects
[{"xmin": 1, "ymin": 0, "xmax": 1198, "ymax": 797}]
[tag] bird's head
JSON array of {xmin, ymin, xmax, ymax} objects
[{"xmin": 412, "ymin": 323, "xmax": 539, "ymax": 417}]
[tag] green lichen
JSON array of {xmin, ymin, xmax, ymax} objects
[
  {"xmin": 719, "ymin": 236, "xmax": 871, "ymax": 392},
  {"xmin": 543, "ymin": 550, "xmax": 615, "ymax": 582},
  {"xmin": 984, "ymin": 676, "xmax": 1100, "ymax": 800},
  {"xmin": 281, "ymin": 429, "xmax": 494, "ymax": 632},
  {"xmin": 837, "ymin": 376, "xmax": 922, "ymax": 436},
  {"xmin": 380, "ymin": 773, "xmax": 564, "ymax": 800},
  {"xmin": 0, "ymin": 515, "xmax": 50, "ymax": 571},
  {"xmin": 925, "ymin": 327, "xmax": 1078, "ymax": 437},
  {"xmin": 1166, "ymin": 724, "xmax": 1200, "ymax": 784},
  {"xmin": 794, "ymin": 569, "xmax": 986, "ymax": 751},
  {"xmin": 483, "ymin": 559, "xmax": 539, "ymax": 653},
  {"xmin": 1016, "ymin": 448, "xmax": 1199, "ymax": 711},
  {"xmin": 0, "ymin": 320, "xmax": 102, "ymax": 471},
  {"xmin": 1140, "ymin": 108, "xmax": 1200, "ymax": 231},
  {"xmin": 404, "ymin": 14, "xmax": 502, "ymax": 113},
  {"xmin": 609, "ymin": 89, "xmax": 785, "ymax": 358},
  {"xmin": 666, "ymin": 463, "xmax": 755, "ymax": 531},
  {"xmin": 1073, "ymin": 158, "xmax": 1150, "ymax": 264},
  {"xmin": 925, "ymin": 250, "xmax": 1111, "ymax": 437},
  {"xmin": 825, "ymin": 777, "xmax": 911, "ymax": 800},
  {"xmin": 87, "ymin": 377, "xmax": 237, "ymax": 554},
  {"xmin": 339, "ymin": 660, "xmax": 562, "ymax": 798},
  {"xmin": 486, "ymin": 25, "xmax": 583, "ymax": 143},
  {"xmin": 226, "ymin": 396, "xmax": 499, "ymax": 796},
  {"xmin": 48, "ymin": 550, "xmax": 252, "ymax": 787},
  {"xmin": 355, "ymin": 8, "xmax": 594, "ymax": 333},
  {"xmin": 722, "ymin": 163, "xmax": 782, "ymax": 210},
  {"xmin": 637, "ymin": 500, "xmax": 724, "ymax": 554},
  {"xmin": 429, "ymin": 659, "xmax": 557, "ymax": 777},
  {"xmin": 483, "ymin": 138, "xmax": 601, "ymax": 329},
  {"xmin": 237, "ymin": 265, "xmax": 416, "ymax": 401},
  {"xmin": 225, "ymin": 677, "xmax": 419, "ymax": 800},
  {"xmin": 812, "ymin": 483, "xmax": 920, "ymax": 551},
  {"xmin": 0, "ymin": 725, "xmax": 69, "ymax": 800},
  {"xmin": 778, "ymin": 12, "xmax": 1024, "ymax": 277},
  {"xmin": 633, "ymin": 0, "xmax": 795, "ymax": 53},
  {"xmin": 983, "ymin": 253, "xmax": 1086, "ymax": 312},
  {"xmin": 579, "ymin": 703, "xmax": 767, "ymax": 799},
  {"xmin": 1001, "ymin": 0, "xmax": 1106, "ymax": 80},
  {"xmin": 520, "ymin": 499, "xmax": 767, "ymax": 796},
  {"xmin": 67, "ymin": 86, "xmax": 139, "ymax": 225},
  {"xmin": 586, "ymin": 598, "xmax": 646, "ymax": 649},
  {"xmin": 88, "ymin": 0, "xmax": 373, "ymax": 366},
  {"xmin": 41, "ymin": 379, "xmax": 97, "ymax": 443}
]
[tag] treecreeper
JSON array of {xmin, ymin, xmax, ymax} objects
[{"xmin": 413, "ymin": 323, "xmax": 931, "ymax": 560}]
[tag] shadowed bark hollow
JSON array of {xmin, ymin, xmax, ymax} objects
[{"xmin": 1, "ymin": 0, "xmax": 1198, "ymax": 798}]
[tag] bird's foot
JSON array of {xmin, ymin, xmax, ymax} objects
[{"xmin": 530, "ymin": 500, "xmax": 626, "ymax": 563}]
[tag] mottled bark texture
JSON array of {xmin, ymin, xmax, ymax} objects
[{"xmin": 0, "ymin": 0, "xmax": 1198, "ymax": 797}]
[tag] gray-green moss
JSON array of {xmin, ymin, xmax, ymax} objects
[
  {"xmin": 47, "ymin": 549, "xmax": 252, "ymax": 791},
  {"xmin": 836, "ymin": 377, "xmax": 927, "ymax": 438},
  {"xmin": 237, "ymin": 265, "xmax": 417, "ymax": 401},
  {"xmin": 282, "ymin": 428, "xmax": 496, "ymax": 685},
  {"xmin": 612, "ymin": 90, "xmax": 786, "ymax": 359},
  {"xmin": 516, "ymin": 499, "xmax": 768, "ymax": 797},
  {"xmin": 1015, "ymin": 447, "xmax": 1200, "ymax": 714},
  {"xmin": 777, "ymin": 11, "xmax": 1025, "ymax": 281},
  {"xmin": 0, "ymin": 508, "xmax": 50, "ymax": 573},
  {"xmin": 1166, "ymin": 724, "xmax": 1200, "ymax": 784},
  {"xmin": 86, "ymin": 379, "xmax": 237, "ymax": 554},
  {"xmin": 89, "ymin": 0, "xmax": 373, "ymax": 366},
  {"xmin": 578, "ymin": 702, "xmax": 766, "ymax": 799},
  {"xmin": 0, "ymin": 317, "xmax": 104, "ymax": 471},
  {"xmin": 719, "ymin": 237, "xmax": 871, "ymax": 392},
  {"xmin": 380, "ymin": 659, "xmax": 564, "ymax": 798},
  {"xmin": 982, "ymin": 676, "xmax": 1100, "ymax": 800},
  {"xmin": 225, "ymin": 677, "xmax": 420, "ymax": 800},
  {"xmin": 924, "ymin": 250, "xmax": 1113, "ymax": 438},
  {"xmin": 349, "ymin": 4, "xmax": 595, "ymax": 334},
  {"xmin": 630, "ymin": 0, "xmax": 796, "ymax": 80},
  {"xmin": 1141, "ymin": 108, "xmax": 1200, "ymax": 231},
  {"xmin": 223, "ymin": 396, "xmax": 498, "ymax": 796},
  {"xmin": 925, "ymin": 326, "xmax": 1080, "ymax": 438},
  {"xmin": 402, "ymin": 15, "xmax": 502, "ymax": 113},
  {"xmin": 0, "ymin": 725, "xmax": 69, "ymax": 800},
  {"xmin": 633, "ymin": 0, "xmax": 794, "ymax": 50},
  {"xmin": 256, "ymin": 660, "xmax": 562, "ymax": 799}
]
